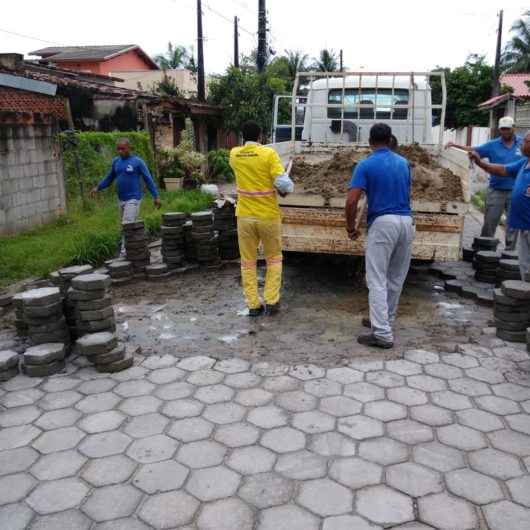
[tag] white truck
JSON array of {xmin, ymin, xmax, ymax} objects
[{"xmin": 270, "ymin": 71, "xmax": 470, "ymax": 261}]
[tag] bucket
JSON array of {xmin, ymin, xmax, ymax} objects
[{"xmin": 164, "ymin": 178, "xmax": 184, "ymax": 191}]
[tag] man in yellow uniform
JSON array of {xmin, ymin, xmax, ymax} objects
[{"xmin": 230, "ymin": 121, "xmax": 293, "ymax": 317}]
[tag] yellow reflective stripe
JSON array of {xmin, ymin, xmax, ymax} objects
[
  {"xmin": 266, "ymin": 256, "xmax": 283, "ymax": 265},
  {"xmin": 241, "ymin": 260, "xmax": 257, "ymax": 269}
]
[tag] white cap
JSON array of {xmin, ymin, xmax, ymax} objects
[{"xmin": 499, "ymin": 116, "xmax": 514, "ymax": 129}]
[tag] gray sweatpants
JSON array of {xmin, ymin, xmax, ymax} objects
[
  {"xmin": 518, "ymin": 230, "xmax": 530, "ymax": 281},
  {"xmin": 119, "ymin": 199, "xmax": 142, "ymax": 255},
  {"xmin": 365, "ymin": 215, "xmax": 414, "ymax": 342},
  {"xmin": 481, "ymin": 188, "xmax": 517, "ymax": 250}
]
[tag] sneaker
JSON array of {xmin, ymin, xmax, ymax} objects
[
  {"xmin": 265, "ymin": 303, "xmax": 280, "ymax": 316},
  {"xmin": 362, "ymin": 317, "xmax": 371, "ymax": 328},
  {"xmin": 248, "ymin": 306, "xmax": 264, "ymax": 318},
  {"xmin": 357, "ymin": 333, "xmax": 394, "ymax": 349}
]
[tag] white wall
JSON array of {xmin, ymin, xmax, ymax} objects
[{"xmin": 432, "ymin": 125, "xmax": 490, "ymax": 147}]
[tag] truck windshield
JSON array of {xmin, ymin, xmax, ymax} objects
[{"xmin": 327, "ymin": 88, "xmax": 409, "ymax": 120}]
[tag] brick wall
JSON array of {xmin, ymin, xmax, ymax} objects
[
  {"xmin": 0, "ymin": 87, "xmax": 67, "ymax": 120},
  {"xmin": 0, "ymin": 121, "xmax": 66, "ymax": 235}
]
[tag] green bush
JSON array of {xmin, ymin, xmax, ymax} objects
[
  {"xmin": 60, "ymin": 131, "xmax": 155, "ymax": 198},
  {"xmin": 471, "ymin": 190, "xmax": 486, "ymax": 212},
  {"xmin": 208, "ymin": 149, "xmax": 234, "ymax": 182}
]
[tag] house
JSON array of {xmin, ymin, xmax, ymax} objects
[
  {"xmin": 479, "ymin": 73, "xmax": 530, "ymax": 134},
  {"xmin": 112, "ymin": 69, "xmax": 201, "ymax": 98},
  {"xmin": 30, "ymin": 45, "xmax": 159, "ymax": 76}
]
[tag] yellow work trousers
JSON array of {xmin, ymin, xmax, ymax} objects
[{"xmin": 237, "ymin": 216, "xmax": 283, "ymax": 309}]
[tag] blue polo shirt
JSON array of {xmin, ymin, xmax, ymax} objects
[
  {"xmin": 349, "ymin": 147, "xmax": 411, "ymax": 226},
  {"xmin": 475, "ymin": 135, "xmax": 524, "ymax": 191},
  {"xmin": 506, "ymin": 157, "xmax": 530, "ymax": 229}
]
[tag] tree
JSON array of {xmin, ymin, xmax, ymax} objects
[
  {"xmin": 152, "ymin": 73, "xmax": 181, "ymax": 97},
  {"xmin": 430, "ymin": 55, "xmax": 493, "ymax": 129},
  {"xmin": 154, "ymin": 42, "xmax": 190, "ymax": 69},
  {"xmin": 501, "ymin": 11, "xmax": 530, "ymax": 73},
  {"xmin": 312, "ymin": 49, "xmax": 338, "ymax": 72},
  {"xmin": 285, "ymin": 50, "xmax": 309, "ymax": 81}
]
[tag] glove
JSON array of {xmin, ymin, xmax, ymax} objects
[{"xmin": 274, "ymin": 173, "xmax": 294, "ymax": 195}]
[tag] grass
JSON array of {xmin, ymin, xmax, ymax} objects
[{"xmin": 0, "ymin": 189, "xmax": 213, "ymax": 288}]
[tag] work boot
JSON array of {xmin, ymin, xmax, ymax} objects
[
  {"xmin": 357, "ymin": 333, "xmax": 393, "ymax": 349},
  {"xmin": 265, "ymin": 303, "xmax": 281, "ymax": 316},
  {"xmin": 248, "ymin": 306, "xmax": 264, "ymax": 318},
  {"xmin": 362, "ymin": 317, "xmax": 371, "ymax": 328}
]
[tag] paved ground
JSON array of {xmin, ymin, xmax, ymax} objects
[{"xmin": 1, "ymin": 329, "xmax": 530, "ymax": 529}]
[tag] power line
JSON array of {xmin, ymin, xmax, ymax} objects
[
  {"xmin": 204, "ymin": 2, "xmax": 256, "ymax": 36},
  {"xmin": 0, "ymin": 27, "xmax": 62, "ymax": 46}
]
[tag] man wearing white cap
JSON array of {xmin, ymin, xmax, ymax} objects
[{"xmin": 446, "ymin": 116, "xmax": 524, "ymax": 250}]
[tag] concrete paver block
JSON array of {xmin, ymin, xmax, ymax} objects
[
  {"xmin": 297, "ymin": 478, "xmax": 353, "ymax": 516},
  {"xmin": 419, "ymin": 493, "xmax": 478, "ymax": 530},
  {"xmin": 81, "ymin": 454, "xmax": 137, "ymax": 486},
  {"xmin": 239, "ymin": 472, "xmax": 295, "ymax": 508},
  {"xmin": 329, "ymin": 457, "xmax": 382, "ymax": 489},
  {"xmin": 357, "ymin": 485, "xmax": 414, "ymax": 526},
  {"xmin": 81, "ymin": 484, "xmax": 142, "ymax": 522},
  {"xmin": 185, "ymin": 465, "xmax": 241, "ymax": 501}
]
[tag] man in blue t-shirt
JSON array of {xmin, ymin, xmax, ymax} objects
[
  {"xmin": 469, "ymin": 132, "xmax": 530, "ymax": 280},
  {"xmin": 345, "ymin": 123, "xmax": 414, "ymax": 349},
  {"xmin": 91, "ymin": 137, "xmax": 161, "ymax": 256},
  {"xmin": 447, "ymin": 117, "xmax": 524, "ymax": 250}
]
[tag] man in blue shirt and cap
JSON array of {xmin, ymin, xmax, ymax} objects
[
  {"xmin": 345, "ymin": 123, "xmax": 414, "ymax": 349},
  {"xmin": 447, "ymin": 117, "xmax": 524, "ymax": 250},
  {"xmin": 469, "ymin": 131, "xmax": 530, "ymax": 280},
  {"xmin": 91, "ymin": 137, "xmax": 161, "ymax": 256}
]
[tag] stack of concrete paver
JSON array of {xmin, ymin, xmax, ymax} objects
[
  {"xmin": 161, "ymin": 212, "xmax": 187, "ymax": 270},
  {"xmin": 0, "ymin": 349, "xmax": 19, "ymax": 381},
  {"xmin": 191, "ymin": 211, "xmax": 219, "ymax": 265},
  {"xmin": 123, "ymin": 220, "xmax": 150, "ymax": 275},
  {"xmin": 502, "ymin": 249, "xmax": 518, "ymax": 260},
  {"xmin": 474, "ymin": 251, "xmax": 499, "ymax": 284},
  {"xmin": 21, "ymin": 287, "xmax": 70, "ymax": 349},
  {"xmin": 494, "ymin": 280, "xmax": 530, "ymax": 342},
  {"xmin": 214, "ymin": 201, "xmax": 239, "ymax": 261},
  {"xmin": 107, "ymin": 260, "xmax": 134, "ymax": 285},
  {"xmin": 70, "ymin": 274, "xmax": 115, "ymax": 337},
  {"xmin": 12, "ymin": 293, "xmax": 28, "ymax": 337},
  {"xmin": 0, "ymin": 291, "xmax": 12, "ymax": 312},
  {"xmin": 472, "ymin": 236, "xmax": 499, "ymax": 270},
  {"xmin": 76, "ymin": 331, "xmax": 132, "ymax": 373},
  {"xmin": 184, "ymin": 220, "xmax": 194, "ymax": 262},
  {"xmin": 497, "ymin": 259, "xmax": 521, "ymax": 284},
  {"xmin": 22, "ymin": 342, "xmax": 65, "ymax": 377}
]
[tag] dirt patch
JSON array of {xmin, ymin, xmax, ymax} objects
[{"xmin": 290, "ymin": 144, "xmax": 464, "ymax": 202}]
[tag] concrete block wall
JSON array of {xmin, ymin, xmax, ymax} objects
[{"xmin": 0, "ymin": 122, "xmax": 66, "ymax": 235}]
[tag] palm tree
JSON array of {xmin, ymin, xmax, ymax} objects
[
  {"xmin": 312, "ymin": 49, "xmax": 338, "ymax": 72},
  {"xmin": 501, "ymin": 11, "xmax": 530, "ymax": 73},
  {"xmin": 154, "ymin": 42, "xmax": 190, "ymax": 70},
  {"xmin": 285, "ymin": 49, "xmax": 308, "ymax": 80}
]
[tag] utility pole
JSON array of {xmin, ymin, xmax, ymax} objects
[
  {"xmin": 257, "ymin": 0, "xmax": 267, "ymax": 73},
  {"xmin": 339, "ymin": 49, "xmax": 343, "ymax": 72},
  {"xmin": 197, "ymin": 0, "xmax": 206, "ymax": 102},
  {"xmin": 234, "ymin": 16, "xmax": 240, "ymax": 68},
  {"xmin": 492, "ymin": 9, "xmax": 503, "ymax": 97}
]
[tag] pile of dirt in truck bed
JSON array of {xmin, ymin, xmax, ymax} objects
[{"xmin": 290, "ymin": 144, "xmax": 464, "ymax": 202}]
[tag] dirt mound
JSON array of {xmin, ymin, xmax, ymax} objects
[{"xmin": 290, "ymin": 145, "xmax": 464, "ymax": 202}]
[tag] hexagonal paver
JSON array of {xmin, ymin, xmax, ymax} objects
[
  {"xmin": 154, "ymin": 381, "xmax": 195, "ymax": 400},
  {"xmin": 308, "ymin": 432, "xmax": 356, "ymax": 457},
  {"xmin": 79, "ymin": 431, "xmax": 131, "ymax": 458},
  {"xmin": 139, "ymin": 490, "xmax": 199, "ymax": 528},
  {"xmin": 275, "ymin": 450, "xmax": 327, "ymax": 480},
  {"xmin": 186, "ymin": 465, "xmax": 241, "ymax": 501},
  {"xmin": 247, "ymin": 406, "xmax": 287, "ymax": 428},
  {"xmin": 367, "ymin": 370, "xmax": 404, "ymax": 388},
  {"xmin": 493, "ymin": 382, "xmax": 530, "ymax": 401},
  {"xmin": 265, "ymin": 375, "xmax": 300, "ymax": 392},
  {"xmin": 168, "ymin": 417, "xmax": 213, "ymax": 442},
  {"xmin": 187, "ymin": 369, "xmax": 224, "ymax": 386},
  {"xmin": 26, "ymin": 478, "xmax": 89, "ymax": 514},
  {"xmin": 456, "ymin": 409, "xmax": 502, "ymax": 433},
  {"xmin": 197, "ymin": 497, "xmax": 254, "ymax": 530},
  {"xmin": 319, "ymin": 396, "xmax": 362, "ymax": 417},
  {"xmin": 289, "ymin": 364, "xmax": 325, "ymax": 381},
  {"xmin": 407, "ymin": 375, "xmax": 446, "ymax": 392},
  {"xmin": 1, "ymin": 388, "xmax": 43, "ymax": 408},
  {"xmin": 142, "ymin": 354, "xmax": 176, "ymax": 370},
  {"xmin": 466, "ymin": 367, "xmax": 505, "ymax": 384},
  {"xmin": 443, "ymin": 353, "xmax": 479, "ymax": 369},
  {"xmin": 0, "ymin": 424, "xmax": 41, "ymax": 451},
  {"xmin": 359, "ymin": 437, "xmax": 409, "ymax": 465},
  {"xmin": 239, "ymin": 472, "xmax": 294, "ymax": 508},
  {"xmin": 38, "ymin": 391, "xmax": 82, "ymax": 411},
  {"xmin": 337, "ymin": 415, "xmax": 383, "ymax": 440},
  {"xmin": 30, "ymin": 510, "xmax": 92, "ymax": 530},
  {"xmin": 214, "ymin": 358, "xmax": 250, "ymax": 373},
  {"xmin": 81, "ymin": 454, "xmax": 137, "ymax": 486},
  {"xmin": 78, "ymin": 410, "xmax": 126, "ymax": 434},
  {"xmin": 418, "ymin": 492, "xmax": 478, "ymax": 530},
  {"xmin": 431, "ymin": 390, "xmax": 472, "ymax": 411},
  {"xmin": 483, "ymin": 500, "xmax": 530, "ymax": 530},
  {"xmin": 195, "ymin": 385, "xmax": 234, "ymax": 404},
  {"xmin": 214, "ymin": 422, "xmax": 259, "ymax": 447},
  {"xmin": 404, "ymin": 350, "xmax": 439, "ymax": 364},
  {"xmin": 258, "ymin": 504, "xmax": 320, "ymax": 530},
  {"xmin": 507, "ymin": 476, "xmax": 530, "ymax": 507},
  {"xmin": 0, "ymin": 473, "xmax": 36, "ymax": 505},
  {"xmin": 148, "ymin": 367, "xmax": 185, "ymax": 385},
  {"xmin": 224, "ymin": 372, "xmax": 261, "ymax": 388},
  {"xmin": 36, "ymin": 408, "xmax": 82, "ymax": 430},
  {"xmin": 365, "ymin": 400, "xmax": 407, "ymax": 422},
  {"xmin": 0, "ymin": 446, "xmax": 39, "ymax": 475},
  {"xmin": 292, "ymin": 410, "xmax": 335, "ymax": 434},
  {"xmin": 387, "ymin": 419, "xmax": 433, "ymax": 444},
  {"xmin": 123, "ymin": 413, "xmax": 169, "ymax": 438},
  {"xmin": 127, "ymin": 434, "xmax": 177, "ymax": 463},
  {"xmin": 469, "ymin": 447, "xmax": 524, "ymax": 480},
  {"xmin": 297, "ymin": 478, "xmax": 353, "ymax": 516},
  {"xmin": 413, "ymin": 442, "xmax": 465, "ymax": 472},
  {"xmin": 304, "ymin": 378, "xmax": 341, "ymax": 397},
  {"xmin": 387, "ymin": 462, "xmax": 442, "ymax": 497},
  {"xmin": 410, "ymin": 404, "xmax": 452, "ymax": 426},
  {"xmin": 329, "ymin": 457, "xmax": 382, "ymax": 489},
  {"xmin": 78, "ymin": 379, "xmax": 116, "ymax": 395},
  {"xmin": 76, "ymin": 392, "xmax": 120, "ymax": 414},
  {"xmin": 437, "ymin": 424, "xmax": 487, "ymax": 451},
  {"xmin": 228, "ymin": 445, "xmax": 276, "ymax": 474},
  {"xmin": 387, "ymin": 387, "xmax": 428, "ymax": 406},
  {"xmin": 177, "ymin": 440, "xmax": 226, "ymax": 468},
  {"xmin": 178, "ymin": 355, "xmax": 216, "ymax": 371},
  {"xmin": 475, "ymin": 395, "xmax": 519, "ymax": 415},
  {"xmin": 448, "ymin": 377, "xmax": 491, "ymax": 397},
  {"xmin": 446, "ymin": 468, "xmax": 504, "ymax": 505},
  {"xmin": 326, "ymin": 367, "xmax": 363, "ymax": 384},
  {"xmin": 506, "ymin": 414, "xmax": 530, "ymax": 436},
  {"xmin": 114, "ymin": 380, "xmax": 155, "ymax": 397},
  {"xmin": 323, "ymin": 515, "xmax": 382, "ymax": 530},
  {"xmin": 261, "ymin": 427, "xmax": 306, "ymax": 453},
  {"xmin": 235, "ymin": 388, "xmax": 273, "ymax": 406},
  {"xmin": 133, "ymin": 460, "xmax": 189, "ymax": 494},
  {"xmin": 276, "ymin": 391, "xmax": 317, "ymax": 412},
  {"xmin": 30, "ymin": 449, "xmax": 86, "ymax": 480},
  {"xmin": 203, "ymin": 402, "xmax": 246, "ymax": 424},
  {"xmin": 119, "ymin": 395, "xmax": 161, "ymax": 416},
  {"xmin": 488, "ymin": 429, "xmax": 530, "ymax": 456},
  {"xmin": 0, "ymin": 405, "xmax": 41, "ymax": 427},
  {"xmin": 425, "ymin": 363, "xmax": 463, "ymax": 380},
  {"xmin": 32, "ymin": 427, "xmax": 85, "ymax": 454},
  {"xmin": 357, "ymin": 485, "xmax": 414, "ymax": 526},
  {"xmin": 82, "ymin": 484, "xmax": 142, "ymax": 522},
  {"xmin": 0, "ymin": 503, "xmax": 34, "ymax": 530},
  {"xmin": 344, "ymin": 382, "xmax": 385, "ymax": 402},
  {"xmin": 162, "ymin": 398, "xmax": 204, "ymax": 418},
  {"xmin": 386, "ymin": 359, "xmax": 423, "ymax": 376}
]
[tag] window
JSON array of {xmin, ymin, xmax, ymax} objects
[{"xmin": 327, "ymin": 88, "xmax": 409, "ymax": 120}]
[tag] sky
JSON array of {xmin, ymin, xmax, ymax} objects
[{"xmin": 1, "ymin": 0, "xmax": 528, "ymax": 75}]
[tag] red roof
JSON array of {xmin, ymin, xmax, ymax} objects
[{"xmin": 500, "ymin": 73, "xmax": 530, "ymax": 97}]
